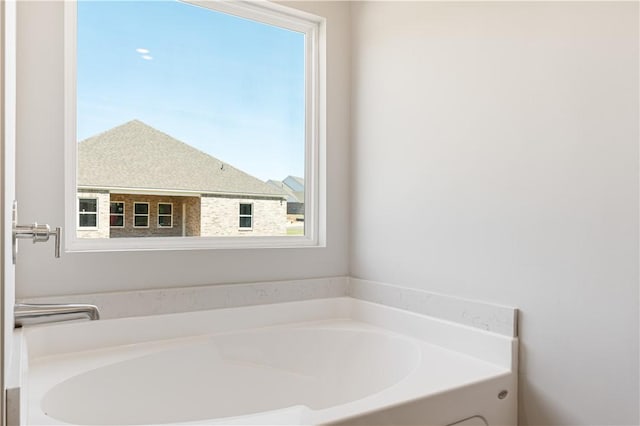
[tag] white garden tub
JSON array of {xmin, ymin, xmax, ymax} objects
[{"xmin": 14, "ymin": 298, "xmax": 517, "ymax": 425}]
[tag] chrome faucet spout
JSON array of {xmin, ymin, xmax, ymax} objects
[{"xmin": 14, "ymin": 303, "xmax": 100, "ymax": 328}]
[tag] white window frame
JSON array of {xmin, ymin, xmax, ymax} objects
[
  {"xmin": 77, "ymin": 197, "xmax": 98, "ymax": 229},
  {"xmin": 64, "ymin": 0, "xmax": 326, "ymax": 252},
  {"xmin": 157, "ymin": 203, "xmax": 173, "ymax": 228},
  {"xmin": 133, "ymin": 202, "xmax": 150, "ymax": 228},
  {"xmin": 238, "ymin": 203, "xmax": 253, "ymax": 230},
  {"xmin": 110, "ymin": 201, "xmax": 125, "ymax": 228}
]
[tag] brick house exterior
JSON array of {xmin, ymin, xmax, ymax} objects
[
  {"xmin": 77, "ymin": 120, "xmax": 287, "ymax": 239},
  {"xmin": 107, "ymin": 194, "xmax": 201, "ymax": 238}
]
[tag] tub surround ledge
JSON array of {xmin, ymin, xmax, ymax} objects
[
  {"xmin": 18, "ymin": 276, "xmax": 518, "ymax": 337},
  {"xmin": 17, "ymin": 277, "xmax": 349, "ymax": 320},
  {"xmin": 348, "ymin": 278, "xmax": 518, "ymax": 337}
]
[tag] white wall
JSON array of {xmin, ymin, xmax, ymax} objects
[
  {"xmin": 1, "ymin": 0, "xmax": 18, "ymax": 417},
  {"xmin": 350, "ymin": 2, "xmax": 638, "ymax": 425},
  {"xmin": 15, "ymin": 1, "xmax": 350, "ymax": 297}
]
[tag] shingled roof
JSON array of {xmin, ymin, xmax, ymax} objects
[
  {"xmin": 267, "ymin": 177, "xmax": 304, "ymax": 203},
  {"xmin": 78, "ymin": 120, "xmax": 286, "ymax": 198}
]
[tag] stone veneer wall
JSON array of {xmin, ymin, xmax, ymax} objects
[
  {"xmin": 109, "ymin": 194, "xmax": 201, "ymax": 238},
  {"xmin": 77, "ymin": 190, "xmax": 110, "ymax": 238},
  {"xmin": 200, "ymin": 195, "xmax": 287, "ymax": 236}
]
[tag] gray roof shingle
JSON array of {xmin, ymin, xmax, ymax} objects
[
  {"xmin": 266, "ymin": 179, "xmax": 304, "ymax": 203},
  {"xmin": 78, "ymin": 120, "xmax": 286, "ymax": 198}
]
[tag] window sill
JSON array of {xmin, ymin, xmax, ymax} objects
[{"xmin": 65, "ymin": 235, "xmax": 324, "ymax": 252}]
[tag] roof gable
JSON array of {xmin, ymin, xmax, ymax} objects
[
  {"xmin": 283, "ymin": 175, "xmax": 304, "ymax": 193},
  {"xmin": 266, "ymin": 179, "xmax": 304, "ymax": 203},
  {"xmin": 78, "ymin": 120, "xmax": 285, "ymax": 198}
]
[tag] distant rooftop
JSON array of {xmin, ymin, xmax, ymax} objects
[
  {"xmin": 267, "ymin": 176, "xmax": 304, "ymax": 203},
  {"xmin": 78, "ymin": 120, "xmax": 286, "ymax": 198}
]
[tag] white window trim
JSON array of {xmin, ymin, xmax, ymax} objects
[
  {"xmin": 110, "ymin": 201, "xmax": 125, "ymax": 228},
  {"xmin": 133, "ymin": 202, "xmax": 150, "ymax": 229},
  {"xmin": 157, "ymin": 202, "xmax": 173, "ymax": 228},
  {"xmin": 64, "ymin": 0, "xmax": 326, "ymax": 252},
  {"xmin": 77, "ymin": 197, "xmax": 98, "ymax": 230},
  {"xmin": 238, "ymin": 202, "xmax": 253, "ymax": 231}
]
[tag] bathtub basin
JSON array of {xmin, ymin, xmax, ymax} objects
[{"xmin": 17, "ymin": 297, "xmax": 517, "ymax": 425}]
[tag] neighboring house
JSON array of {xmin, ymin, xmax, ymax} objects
[
  {"xmin": 267, "ymin": 176, "xmax": 304, "ymax": 217},
  {"xmin": 77, "ymin": 120, "xmax": 287, "ymax": 238}
]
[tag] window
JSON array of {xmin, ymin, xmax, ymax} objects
[
  {"xmin": 78, "ymin": 198, "xmax": 98, "ymax": 228},
  {"xmin": 158, "ymin": 203, "xmax": 173, "ymax": 228},
  {"xmin": 239, "ymin": 203, "xmax": 253, "ymax": 230},
  {"xmin": 133, "ymin": 203, "xmax": 149, "ymax": 228},
  {"xmin": 110, "ymin": 202, "xmax": 124, "ymax": 227},
  {"xmin": 66, "ymin": 0, "xmax": 325, "ymax": 250}
]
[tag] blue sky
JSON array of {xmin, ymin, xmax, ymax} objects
[{"xmin": 77, "ymin": 0, "xmax": 305, "ymax": 181}]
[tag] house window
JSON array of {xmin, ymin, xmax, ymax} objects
[
  {"xmin": 67, "ymin": 0, "xmax": 325, "ymax": 250},
  {"xmin": 110, "ymin": 202, "xmax": 124, "ymax": 227},
  {"xmin": 133, "ymin": 203, "xmax": 149, "ymax": 228},
  {"xmin": 78, "ymin": 198, "xmax": 98, "ymax": 228},
  {"xmin": 239, "ymin": 203, "xmax": 253, "ymax": 230},
  {"xmin": 158, "ymin": 203, "xmax": 173, "ymax": 228}
]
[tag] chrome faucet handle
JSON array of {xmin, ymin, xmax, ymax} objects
[
  {"xmin": 34, "ymin": 225, "xmax": 61, "ymax": 258},
  {"xmin": 52, "ymin": 226, "xmax": 62, "ymax": 258},
  {"xmin": 29, "ymin": 224, "xmax": 61, "ymax": 257},
  {"xmin": 12, "ymin": 202, "xmax": 63, "ymax": 263},
  {"xmin": 31, "ymin": 223, "xmax": 51, "ymax": 243}
]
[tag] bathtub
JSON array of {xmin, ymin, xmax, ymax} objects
[{"xmin": 13, "ymin": 297, "xmax": 517, "ymax": 425}]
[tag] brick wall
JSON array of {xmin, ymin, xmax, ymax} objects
[
  {"xmin": 76, "ymin": 192, "xmax": 285, "ymax": 238},
  {"xmin": 201, "ymin": 195, "xmax": 287, "ymax": 236},
  {"xmin": 108, "ymin": 194, "xmax": 200, "ymax": 238}
]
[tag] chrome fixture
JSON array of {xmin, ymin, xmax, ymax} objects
[
  {"xmin": 12, "ymin": 201, "xmax": 62, "ymax": 264},
  {"xmin": 14, "ymin": 303, "xmax": 100, "ymax": 328}
]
